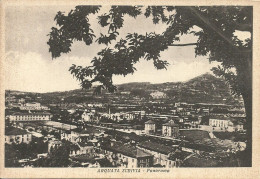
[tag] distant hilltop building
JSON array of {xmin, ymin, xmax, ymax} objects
[
  {"xmin": 8, "ymin": 112, "xmax": 52, "ymax": 121},
  {"xmin": 150, "ymin": 91, "xmax": 167, "ymax": 99},
  {"xmin": 20, "ymin": 102, "xmax": 49, "ymax": 111}
]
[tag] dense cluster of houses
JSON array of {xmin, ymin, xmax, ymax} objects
[{"xmin": 5, "ymin": 91, "xmax": 247, "ymax": 168}]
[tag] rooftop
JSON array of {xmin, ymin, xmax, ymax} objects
[
  {"xmin": 168, "ymin": 149, "xmax": 191, "ymax": 161},
  {"xmin": 78, "ymin": 142, "xmax": 94, "ymax": 147},
  {"xmin": 71, "ymin": 154, "xmax": 96, "ymax": 163},
  {"xmin": 103, "ymin": 141, "xmax": 152, "ymax": 158},
  {"xmin": 182, "ymin": 155, "xmax": 218, "ymax": 167},
  {"xmin": 145, "ymin": 120, "xmax": 155, "ymax": 124},
  {"xmin": 209, "ymin": 117, "xmax": 232, "ymax": 121},
  {"xmin": 72, "ymin": 127, "xmax": 101, "ymax": 134},
  {"xmin": 163, "ymin": 120, "xmax": 179, "ymax": 127},
  {"xmin": 138, "ymin": 141, "xmax": 174, "ymax": 155},
  {"xmin": 10, "ymin": 112, "xmax": 52, "ymax": 116},
  {"xmin": 5, "ymin": 127, "xmax": 28, "ymax": 136}
]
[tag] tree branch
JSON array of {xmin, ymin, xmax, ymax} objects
[
  {"xmin": 168, "ymin": 43, "xmax": 197, "ymax": 46},
  {"xmin": 235, "ymin": 23, "xmax": 252, "ymax": 32},
  {"xmin": 188, "ymin": 7, "xmax": 237, "ymax": 49}
]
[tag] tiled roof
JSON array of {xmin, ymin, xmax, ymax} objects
[
  {"xmin": 102, "ymin": 141, "xmax": 152, "ymax": 158},
  {"xmin": 138, "ymin": 141, "xmax": 174, "ymax": 155},
  {"xmin": 71, "ymin": 128, "xmax": 91, "ymax": 134},
  {"xmin": 136, "ymin": 149, "xmax": 151, "ymax": 158},
  {"xmin": 168, "ymin": 150, "xmax": 191, "ymax": 161}
]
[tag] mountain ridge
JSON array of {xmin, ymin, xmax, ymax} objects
[
  {"xmin": 6, "ymin": 73, "xmax": 241, "ymax": 105},
  {"xmin": 6, "ymin": 73, "xmax": 224, "ymax": 94}
]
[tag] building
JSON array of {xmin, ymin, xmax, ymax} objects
[
  {"xmin": 5, "ymin": 127, "xmax": 32, "ymax": 144},
  {"xmin": 102, "ymin": 141, "xmax": 153, "ymax": 168},
  {"xmin": 162, "ymin": 120, "xmax": 179, "ymax": 137},
  {"xmin": 137, "ymin": 141, "xmax": 187, "ymax": 168},
  {"xmin": 81, "ymin": 111, "xmax": 99, "ymax": 123},
  {"xmin": 150, "ymin": 91, "xmax": 167, "ymax": 99},
  {"xmin": 144, "ymin": 120, "xmax": 156, "ymax": 134},
  {"xmin": 9, "ymin": 112, "xmax": 52, "ymax": 121},
  {"xmin": 82, "ymin": 111, "xmax": 92, "ymax": 122},
  {"xmin": 70, "ymin": 142, "xmax": 95, "ymax": 156},
  {"xmin": 209, "ymin": 118, "xmax": 232, "ymax": 128},
  {"xmin": 208, "ymin": 117, "xmax": 243, "ymax": 132},
  {"xmin": 18, "ymin": 98, "xmax": 26, "ymax": 104},
  {"xmin": 70, "ymin": 128, "xmax": 90, "ymax": 143},
  {"xmin": 20, "ymin": 102, "xmax": 49, "ymax": 110},
  {"xmin": 48, "ymin": 139, "xmax": 63, "ymax": 152}
]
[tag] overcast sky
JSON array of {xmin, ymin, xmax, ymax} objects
[{"xmin": 5, "ymin": 5, "xmax": 221, "ymax": 93}]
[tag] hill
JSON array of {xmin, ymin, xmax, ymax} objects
[{"xmin": 6, "ymin": 73, "xmax": 240, "ymax": 105}]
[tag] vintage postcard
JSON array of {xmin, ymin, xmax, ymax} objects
[{"xmin": 0, "ymin": 0, "xmax": 259, "ymax": 178}]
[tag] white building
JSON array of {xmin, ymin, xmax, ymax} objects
[
  {"xmin": 70, "ymin": 142, "xmax": 95, "ymax": 156},
  {"xmin": 5, "ymin": 127, "xmax": 32, "ymax": 144},
  {"xmin": 20, "ymin": 102, "xmax": 49, "ymax": 111},
  {"xmin": 9, "ymin": 113, "xmax": 52, "ymax": 121},
  {"xmin": 145, "ymin": 120, "xmax": 156, "ymax": 134},
  {"xmin": 209, "ymin": 118, "xmax": 232, "ymax": 128},
  {"xmin": 209, "ymin": 118, "xmax": 244, "ymax": 132},
  {"xmin": 48, "ymin": 139, "xmax": 63, "ymax": 152},
  {"xmin": 82, "ymin": 111, "xmax": 95, "ymax": 122},
  {"xmin": 150, "ymin": 91, "xmax": 167, "ymax": 99},
  {"xmin": 162, "ymin": 120, "xmax": 179, "ymax": 137}
]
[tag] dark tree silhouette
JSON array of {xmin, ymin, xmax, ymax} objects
[{"xmin": 48, "ymin": 6, "xmax": 252, "ymax": 166}]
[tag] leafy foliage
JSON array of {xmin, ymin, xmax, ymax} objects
[
  {"xmin": 48, "ymin": 6, "xmax": 252, "ymax": 98},
  {"xmin": 47, "ymin": 6, "xmax": 100, "ymax": 58}
]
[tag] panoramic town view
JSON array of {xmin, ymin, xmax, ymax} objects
[{"xmin": 4, "ymin": 5, "xmax": 252, "ymax": 168}]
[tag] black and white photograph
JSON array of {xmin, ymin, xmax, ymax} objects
[{"xmin": 1, "ymin": 1, "xmax": 259, "ymax": 178}]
